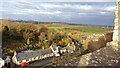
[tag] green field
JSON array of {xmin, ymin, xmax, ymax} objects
[
  {"xmin": 35, "ymin": 23, "xmax": 112, "ymax": 35},
  {"xmin": 34, "ymin": 23, "xmax": 113, "ymax": 41},
  {"xmin": 1, "ymin": 20, "xmax": 113, "ymax": 52}
]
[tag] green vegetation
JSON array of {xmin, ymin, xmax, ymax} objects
[{"xmin": 1, "ymin": 19, "xmax": 113, "ymax": 53}]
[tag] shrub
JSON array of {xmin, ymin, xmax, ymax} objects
[
  {"xmin": 104, "ymin": 32, "xmax": 113, "ymax": 42},
  {"xmin": 39, "ymin": 26, "xmax": 48, "ymax": 33},
  {"xmin": 83, "ymin": 32, "xmax": 113, "ymax": 52},
  {"xmin": 83, "ymin": 38, "xmax": 93, "ymax": 51}
]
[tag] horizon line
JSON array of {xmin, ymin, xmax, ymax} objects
[{"xmin": 0, "ymin": 19, "xmax": 114, "ymax": 27}]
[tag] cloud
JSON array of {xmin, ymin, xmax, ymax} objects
[
  {"xmin": 38, "ymin": 11, "xmax": 62, "ymax": 15},
  {"xmin": 78, "ymin": 13, "xmax": 87, "ymax": 15},
  {"xmin": 3, "ymin": 0, "xmax": 115, "ymax": 2},
  {"xmin": 100, "ymin": 12, "xmax": 107, "ymax": 15},
  {"xmin": 63, "ymin": 4, "xmax": 93, "ymax": 11},
  {"xmin": 40, "ymin": 3, "xmax": 63, "ymax": 9},
  {"xmin": 12, "ymin": 8, "xmax": 62, "ymax": 15},
  {"xmin": 1, "ymin": 1, "xmax": 116, "ymax": 26},
  {"xmin": 104, "ymin": 6, "xmax": 116, "ymax": 11}
]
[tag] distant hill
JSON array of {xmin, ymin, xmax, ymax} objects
[{"xmin": 0, "ymin": 19, "xmax": 114, "ymax": 28}]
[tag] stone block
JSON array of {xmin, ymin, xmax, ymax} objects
[{"xmin": 112, "ymin": 30, "xmax": 120, "ymax": 42}]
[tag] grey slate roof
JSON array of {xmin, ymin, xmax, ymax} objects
[{"xmin": 16, "ymin": 48, "xmax": 53, "ymax": 61}]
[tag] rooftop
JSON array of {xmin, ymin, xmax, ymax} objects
[{"xmin": 16, "ymin": 48, "xmax": 53, "ymax": 61}]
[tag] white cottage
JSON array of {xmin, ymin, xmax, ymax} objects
[
  {"xmin": 60, "ymin": 42, "xmax": 76, "ymax": 54},
  {"xmin": 12, "ymin": 48, "xmax": 55, "ymax": 65},
  {"xmin": 0, "ymin": 58, "xmax": 4, "ymax": 68},
  {"xmin": 50, "ymin": 45, "xmax": 60, "ymax": 56}
]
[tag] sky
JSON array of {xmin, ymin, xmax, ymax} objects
[{"xmin": 0, "ymin": 0, "xmax": 116, "ymax": 26}]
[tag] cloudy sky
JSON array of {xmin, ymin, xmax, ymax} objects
[{"xmin": 0, "ymin": 0, "xmax": 116, "ymax": 26}]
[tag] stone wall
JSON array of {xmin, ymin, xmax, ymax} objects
[
  {"xmin": 78, "ymin": 0, "xmax": 120, "ymax": 66},
  {"xmin": 109, "ymin": 0, "xmax": 120, "ymax": 50}
]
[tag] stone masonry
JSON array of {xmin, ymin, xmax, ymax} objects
[
  {"xmin": 109, "ymin": 0, "xmax": 120, "ymax": 51},
  {"xmin": 78, "ymin": 0, "xmax": 120, "ymax": 67}
]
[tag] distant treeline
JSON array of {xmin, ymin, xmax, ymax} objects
[{"xmin": 1, "ymin": 19, "xmax": 114, "ymax": 27}]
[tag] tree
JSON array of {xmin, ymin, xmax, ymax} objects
[
  {"xmin": 38, "ymin": 32, "xmax": 47, "ymax": 49},
  {"xmin": 39, "ymin": 26, "xmax": 48, "ymax": 33},
  {"xmin": 23, "ymin": 31, "xmax": 35, "ymax": 48},
  {"xmin": 38, "ymin": 32, "xmax": 46, "ymax": 42},
  {"xmin": 62, "ymin": 37, "xmax": 72, "ymax": 46},
  {"xmin": 2, "ymin": 26, "xmax": 10, "ymax": 41},
  {"xmin": 48, "ymin": 32, "xmax": 55, "ymax": 41}
]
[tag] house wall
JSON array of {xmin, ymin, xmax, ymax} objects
[
  {"xmin": 15, "ymin": 52, "xmax": 54, "ymax": 65},
  {"xmin": 0, "ymin": 59, "xmax": 4, "ymax": 68},
  {"xmin": 12, "ymin": 55, "xmax": 20, "ymax": 65}
]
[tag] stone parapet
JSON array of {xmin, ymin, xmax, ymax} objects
[
  {"xmin": 110, "ymin": 0, "xmax": 120, "ymax": 50},
  {"xmin": 112, "ymin": 30, "xmax": 120, "ymax": 42},
  {"xmin": 78, "ymin": 46, "xmax": 120, "ymax": 66}
]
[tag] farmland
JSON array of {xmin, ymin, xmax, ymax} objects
[{"xmin": 1, "ymin": 19, "xmax": 113, "ymax": 53}]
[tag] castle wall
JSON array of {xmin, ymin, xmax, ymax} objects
[{"xmin": 111, "ymin": 0, "xmax": 120, "ymax": 49}]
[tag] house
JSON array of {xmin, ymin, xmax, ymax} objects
[
  {"xmin": 5, "ymin": 56, "xmax": 11, "ymax": 64},
  {"xmin": 4, "ymin": 55, "xmax": 12, "ymax": 68},
  {"xmin": 60, "ymin": 42, "xmax": 76, "ymax": 54},
  {"xmin": 12, "ymin": 48, "xmax": 54, "ymax": 65},
  {"xmin": 12, "ymin": 46, "xmax": 61, "ymax": 65},
  {"xmin": 67, "ymin": 42, "xmax": 76, "ymax": 53},
  {"xmin": 50, "ymin": 44, "xmax": 60, "ymax": 56},
  {"xmin": 0, "ymin": 58, "xmax": 4, "ymax": 68}
]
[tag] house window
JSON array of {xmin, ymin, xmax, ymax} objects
[
  {"xmin": 39, "ymin": 56, "xmax": 42, "ymax": 59},
  {"xmin": 38, "ymin": 56, "xmax": 40, "ymax": 59},
  {"xmin": 42, "ymin": 55, "xmax": 45, "ymax": 59},
  {"xmin": 41, "ymin": 56, "xmax": 44, "ymax": 59},
  {"xmin": 44, "ymin": 55, "xmax": 47, "ymax": 58},
  {"xmin": 26, "ymin": 59, "xmax": 29, "ymax": 62},
  {"xmin": 35, "ymin": 57, "xmax": 39, "ymax": 60},
  {"xmin": 32, "ymin": 58, "xmax": 34, "ymax": 61},
  {"xmin": 29, "ymin": 59, "xmax": 31, "ymax": 62},
  {"xmin": 22, "ymin": 59, "xmax": 26, "ymax": 62},
  {"xmin": 46, "ymin": 54, "xmax": 50, "ymax": 57}
]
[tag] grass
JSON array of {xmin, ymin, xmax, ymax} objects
[
  {"xmin": 36, "ymin": 23, "xmax": 111, "ymax": 34},
  {"xmin": 35, "ymin": 23, "xmax": 112, "ymax": 42},
  {"xmin": 2, "ymin": 19, "xmax": 113, "ymax": 53}
]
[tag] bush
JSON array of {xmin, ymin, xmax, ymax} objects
[
  {"xmin": 39, "ymin": 26, "xmax": 48, "ymax": 33},
  {"xmin": 104, "ymin": 32, "xmax": 113, "ymax": 42},
  {"xmin": 83, "ymin": 38, "xmax": 93, "ymax": 51},
  {"xmin": 83, "ymin": 32, "xmax": 113, "ymax": 52}
]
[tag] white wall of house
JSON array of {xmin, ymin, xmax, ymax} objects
[
  {"xmin": 0, "ymin": 58, "xmax": 4, "ymax": 68},
  {"xmin": 35, "ymin": 56, "xmax": 39, "ymax": 60},
  {"xmin": 13, "ymin": 48, "xmax": 60, "ymax": 65},
  {"xmin": 12, "ymin": 55, "xmax": 20, "ymax": 65}
]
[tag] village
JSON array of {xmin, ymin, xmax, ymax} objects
[
  {"xmin": 0, "ymin": 18, "xmax": 114, "ymax": 67},
  {"xmin": 0, "ymin": 31, "xmax": 113, "ymax": 67},
  {"xmin": 1, "ymin": 0, "xmax": 120, "ymax": 67},
  {"xmin": 1, "ymin": 41, "xmax": 81, "ymax": 67}
]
